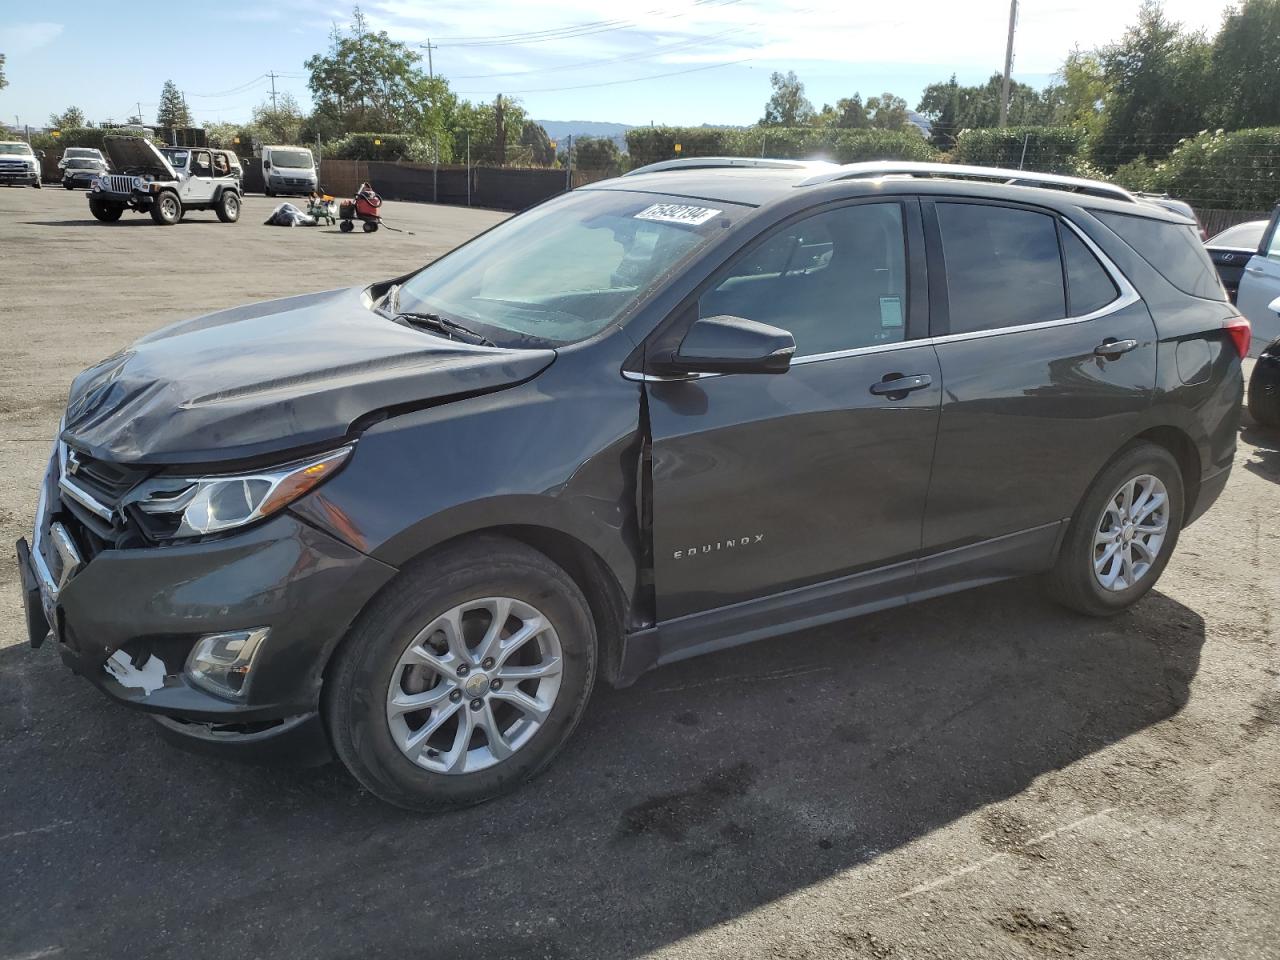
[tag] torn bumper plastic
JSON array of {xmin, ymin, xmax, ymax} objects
[{"xmin": 20, "ymin": 451, "xmax": 397, "ymax": 757}]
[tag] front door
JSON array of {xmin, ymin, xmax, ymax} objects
[
  {"xmin": 646, "ymin": 199, "xmax": 941, "ymax": 621},
  {"xmin": 181, "ymin": 150, "xmax": 216, "ymax": 204},
  {"xmin": 920, "ymin": 199, "xmax": 1158, "ymax": 564},
  {"xmin": 1237, "ymin": 207, "xmax": 1280, "ymax": 351}
]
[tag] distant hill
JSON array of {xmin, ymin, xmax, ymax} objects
[{"xmin": 536, "ymin": 120, "xmax": 633, "ymax": 152}]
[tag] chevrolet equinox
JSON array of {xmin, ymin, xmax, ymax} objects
[{"xmin": 17, "ymin": 159, "xmax": 1248, "ymax": 811}]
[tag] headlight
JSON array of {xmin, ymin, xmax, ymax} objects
[
  {"xmin": 131, "ymin": 446, "xmax": 352, "ymax": 539},
  {"xmin": 131, "ymin": 176, "xmax": 146, "ymax": 190}
]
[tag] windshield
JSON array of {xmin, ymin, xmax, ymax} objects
[
  {"xmin": 392, "ymin": 189, "xmax": 742, "ymax": 345},
  {"xmin": 270, "ymin": 149, "xmax": 313, "ymax": 169},
  {"xmin": 0, "ymin": 143, "xmax": 33, "ymax": 155},
  {"xmin": 1209, "ymin": 221, "xmax": 1267, "ymax": 250},
  {"xmin": 65, "ymin": 148, "xmax": 96, "ymax": 159},
  {"xmin": 66, "ymin": 158, "xmax": 100, "ymax": 169},
  {"xmin": 161, "ymin": 149, "xmax": 188, "ymax": 168}
]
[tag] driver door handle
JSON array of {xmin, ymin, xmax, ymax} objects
[
  {"xmin": 870, "ymin": 374, "xmax": 933, "ymax": 396},
  {"xmin": 1094, "ymin": 338, "xmax": 1138, "ymax": 358},
  {"xmin": 1245, "ymin": 265, "xmax": 1264, "ymax": 275}
]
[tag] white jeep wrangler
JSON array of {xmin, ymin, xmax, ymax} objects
[{"xmin": 89, "ymin": 136, "xmax": 240, "ymax": 225}]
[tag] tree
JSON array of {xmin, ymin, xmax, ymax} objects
[
  {"xmin": 817, "ymin": 95, "xmax": 869, "ymax": 130},
  {"xmin": 1208, "ymin": 0, "xmax": 1280, "ymax": 129},
  {"xmin": 49, "ymin": 106, "xmax": 87, "ymax": 130},
  {"xmin": 519, "ymin": 121, "xmax": 555, "ymax": 166},
  {"xmin": 1043, "ymin": 49, "xmax": 1108, "ymax": 138},
  {"xmin": 917, "ymin": 73, "xmax": 1054, "ymax": 135},
  {"xmin": 306, "ymin": 8, "xmax": 455, "ymax": 141},
  {"xmin": 156, "ymin": 80, "xmax": 192, "ymax": 128},
  {"xmin": 573, "ymin": 136, "xmax": 621, "ymax": 170},
  {"xmin": 451, "ymin": 96, "xmax": 528, "ymax": 166},
  {"xmin": 866, "ymin": 92, "xmax": 910, "ymax": 130},
  {"xmin": 252, "ymin": 92, "xmax": 305, "ymax": 144},
  {"xmin": 761, "ymin": 70, "xmax": 815, "ymax": 126},
  {"xmin": 1092, "ymin": 1, "xmax": 1211, "ymax": 169}
]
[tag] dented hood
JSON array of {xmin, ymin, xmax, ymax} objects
[{"xmin": 61, "ymin": 286, "xmax": 555, "ymax": 466}]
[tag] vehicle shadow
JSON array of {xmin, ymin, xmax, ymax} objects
[
  {"xmin": 21, "ymin": 218, "xmax": 231, "ymax": 227},
  {"xmin": 1240, "ymin": 421, "xmax": 1279, "ymax": 484},
  {"xmin": 0, "ymin": 581, "xmax": 1204, "ymax": 960}
]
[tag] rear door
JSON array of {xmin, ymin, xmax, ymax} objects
[
  {"xmin": 1237, "ymin": 207, "xmax": 1280, "ymax": 351},
  {"xmin": 919, "ymin": 199, "xmax": 1157, "ymax": 576},
  {"xmin": 645, "ymin": 198, "xmax": 941, "ymax": 621}
]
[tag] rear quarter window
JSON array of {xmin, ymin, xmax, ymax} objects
[{"xmin": 1096, "ymin": 211, "xmax": 1225, "ymax": 301}]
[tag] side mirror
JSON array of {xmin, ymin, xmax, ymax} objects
[
  {"xmin": 654, "ymin": 315, "xmax": 795, "ymax": 376},
  {"xmin": 263, "ymin": 159, "xmax": 271, "ymax": 169},
  {"xmin": 37, "ymin": 150, "xmax": 45, "ymax": 160}
]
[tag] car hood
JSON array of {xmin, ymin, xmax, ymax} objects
[
  {"xmin": 61, "ymin": 286, "xmax": 556, "ymax": 466},
  {"xmin": 103, "ymin": 137, "xmax": 176, "ymax": 180}
]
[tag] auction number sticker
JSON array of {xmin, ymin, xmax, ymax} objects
[{"xmin": 634, "ymin": 203, "xmax": 722, "ymax": 226}]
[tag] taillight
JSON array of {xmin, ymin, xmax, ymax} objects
[{"xmin": 1223, "ymin": 316, "xmax": 1251, "ymax": 359}]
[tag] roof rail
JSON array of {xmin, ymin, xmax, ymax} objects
[
  {"xmin": 795, "ymin": 161, "xmax": 1135, "ymax": 203},
  {"xmin": 623, "ymin": 157, "xmax": 839, "ymax": 177}
]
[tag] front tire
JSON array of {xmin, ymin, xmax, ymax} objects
[
  {"xmin": 1046, "ymin": 441, "xmax": 1184, "ymax": 616},
  {"xmin": 1248, "ymin": 357, "xmax": 1280, "ymax": 427},
  {"xmin": 325, "ymin": 536, "xmax": 598, "ymax": 812},
  {"xmin": 32, "ymin": 178, "xmax": 42, "ymax": 189},
  {"xmin": 215, "ymin": 190, "xmax": 241, "ymax": 223},
  {"xmin": 88, "ymin": 198, "xmax": 124, "ymax": 222},
  {"xmin": 150, "ymin": 190, "xmax": 181, "ymax": 225}
]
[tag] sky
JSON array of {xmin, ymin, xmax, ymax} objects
[{"xmin": 0, "ymin": 0, "xmax": 1239, "ymax": 131}]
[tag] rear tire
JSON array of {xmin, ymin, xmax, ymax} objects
[
  {"xmin": 150, "ymin": 191, "xmax": 181, "ymax": 225},
  {"xmin": 215, "ymin": 190, "xmax": 241, "ymax": 223},
  {"xmin": 363, "ymin": 220, "xmax": 377, "ymax": 232},
  {"xmin": 325, "ymin": 536, "xmax": 598, "ymax": 812},
  {"xmin": 1248, "ymin": 359, "xmax": 1280, "ymax": 428},
  {"xmin": 1046, "ymin": 441, "xmax": 1184, "ymax": 616},
  {"xmin": 340, "ymin": 219, "xmax": 354, "ymax": 232},
  {"xmin": 88, "ymin": 198, "xmax": 123, "ymax": 222}
]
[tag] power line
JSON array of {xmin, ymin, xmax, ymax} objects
[
  {"xmin": 451, "ymin": 24, "xmax": 757, "ymax": 79},
  {"xmin": 435, "ymin": 0, "xmax": 742, "ymax": 47},
  {"xmin": 456, "ymin": 56, "xmax": 752, "ymax": 96},
  {"xmin": 190, "ymin": 74, "xmax": 268, "ymax": 98}
]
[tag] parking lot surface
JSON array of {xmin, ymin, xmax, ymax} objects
[{"xmin": 1, "ymin": 187, "xmax": 1278, "ymax": 960}]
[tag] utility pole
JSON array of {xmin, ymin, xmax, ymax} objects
[
  {"xmin": 565, "ymin": 134, "xmax": 573, "ymax": 191},
  {"xmin": 494, "ymin": 95, "xmax": 506, "ymax": 167},
  {"xmin": 267, "ymin": 71, "xmax": 280, "ymax": 113},
  {"xmin": 999, "ymin": 0, "xmax": 1018, "ymax": 128},
  {"xmin": 466, "ymin": 131, "xmax": 471, "ymax": 207},
  {"xmin": 136, "ymin": 102, "xmax": 143, "ymax": 123},
  {"xmin": 421, "ymin": 39, "xmax": 436, "ymax": 80}
]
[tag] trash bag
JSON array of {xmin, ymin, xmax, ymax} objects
[{"xmin": 263, "ymin": 202, "xmax": 316, "ymax": 227}]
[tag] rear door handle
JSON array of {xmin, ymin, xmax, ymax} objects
[
  {"xmin": 1245, "ymin": 265, "xmax": 1264, "ymax": 275},
  {"xmin": 1094, "ymin": 338, "xmax": 1138, "ymax": 359},
  {"xmin": 870, "ymin": 374, "xmax": 933, "ymax": 396}
]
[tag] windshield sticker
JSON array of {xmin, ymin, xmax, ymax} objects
[
  {"xmin": 879, "ymin": 296, "xmax": 904, "ymax": 329},
  {"xmin": 634, "ymin": 203, "xmax": 722, "ymax": 226}
]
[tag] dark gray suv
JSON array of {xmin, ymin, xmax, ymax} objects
[{"xmin": 17, "ymin": 159, "xmax": 1248, "ymax": 811}]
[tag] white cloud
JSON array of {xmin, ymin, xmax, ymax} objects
[
  {"xmin": 0, "ymin": 21, "xmax": 64, "ymax": 55},
  {"xmin": 359, "ymin": 0, "xmax": 1235, "ymax": 90}
]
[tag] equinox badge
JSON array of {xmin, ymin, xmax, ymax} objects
[{"xmin": 673, "ymin": 534, "xmax": 764, "ymax": 559}]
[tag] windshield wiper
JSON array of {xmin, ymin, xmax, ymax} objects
[{"xmin": 396, "ymin": 311, "xmax": 496, "ymax": 347}]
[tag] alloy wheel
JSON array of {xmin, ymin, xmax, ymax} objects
[
  {"xmin": 385, "ymin": 597, "xmax": 563, "ymax": 775},
  {"xmin": 1092, "ymin": 474, "xmax": 1169, "ymax": 591}
]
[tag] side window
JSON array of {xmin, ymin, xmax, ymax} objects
[
  {"xmin": 191, "ymin": 150, "xmax": 212, "ymax": 176},
  {"xmin": 1095, "ymin": 211, "xmax": 1225, "ymax": 301},
  {"xmin": 1060, "ymin": 226, "xmax": 1120, "ymax": 316},
  {"xmin": 699, "ymin": 203, "xmax": 907, "ymax": 358},
  {"xmin": 212, "ymin": 152, "xmax": 230, "ymax": 177},
  {"xmin": 936, "ymin": 202, "xmax": 1065, "ymax": 334}
]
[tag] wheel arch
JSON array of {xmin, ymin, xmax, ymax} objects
[
  {"xmin": 321, "ymin": 522, "xmax": 633, "ymax": 688},
  {"xmin": 1127, "ymin": 424, "xmax": 1201, "ymax": 520}
]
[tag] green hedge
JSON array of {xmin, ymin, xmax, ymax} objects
[
  {"xmin": 324, "ymin": 133, "xmax": 439, "ymax": 163},
  {"xmin": 1139, "ymin": 128, "xmax": 1280, "ymax": 210},
  {"xmin": 951, "ymin": 127, "xmax": 1085, "ymax": 174},
  {"xmin": 625, "ymin": 126, "xmax": 936, "ymax": 168}
]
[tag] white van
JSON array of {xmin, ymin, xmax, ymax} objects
[{"xmin": 261, "ymin": 145, "xmax": 317, "ymax": 196}]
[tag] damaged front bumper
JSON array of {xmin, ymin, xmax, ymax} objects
[{"xmin": 17, "ymin": 445, "xmax": 397, "ymax": 763}]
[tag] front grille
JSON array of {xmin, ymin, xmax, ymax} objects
[
  {"xmin": 105, "ymin": 174, "xmax": 136, "ymax": 193},
  {"xmin": 65, "ymin": 449, "xmax": 150, "ymax": 502}
]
